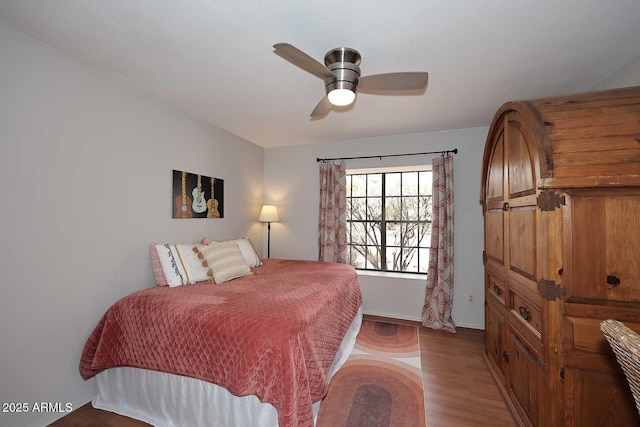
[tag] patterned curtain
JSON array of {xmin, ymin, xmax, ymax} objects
[
  {"xmin": 318, "ymin": 161, "xmax": 347, "ymax": 263},
  {"xmin": 422, "ymin": 155, "xmax": 456, "ymax": 333}
]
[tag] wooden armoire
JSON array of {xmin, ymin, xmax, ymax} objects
[{"xmin": 480, "ymin": 86, "xmax": 640, "ymax": 426}]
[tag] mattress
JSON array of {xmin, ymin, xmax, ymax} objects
[{"xmin": 92, "ymin": 306, "xmax": 362, "ymax": 427}]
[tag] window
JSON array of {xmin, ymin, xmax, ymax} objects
[{"xmin": 346, "ymin": 166, "xmax": 432, "ymax": 273}]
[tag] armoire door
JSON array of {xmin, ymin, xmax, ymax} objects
[
  {"xmin": 566, "ymin": 191, "xmax": 640, "ymax": 304},
  {"xmin": 485, "ymin": 128, "xmax": 507, "ymax": 275},
  {"xmin": 508, "ymin": 332, "xmax": 544, "ymax": 427},
  {"xmin": 486, "ymin": 302, "xmax": 507, "ymax": 380},
  {"xmin": 504, "ymin": 115, "xmax": 538, "ymax": 294}
]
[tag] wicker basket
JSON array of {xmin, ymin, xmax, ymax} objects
[{"xmin": 600, "ymin": 319, "xmax": 640, "ymax": 416}]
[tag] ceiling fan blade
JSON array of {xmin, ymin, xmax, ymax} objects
[
  {"xmin": 358, "ymin": 72, "xmax": 429, "ymax": 93},
  {"xmin": 310, "ymin": 96, "xmax": 332, "ymax": 119},
  {"xmin": 273, "ymin": 43, "xmax": 335, "ymax": 80}
]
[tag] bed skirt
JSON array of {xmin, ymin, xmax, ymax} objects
[{"xmin": 92, "ymin": 306, "xmax": 363, "ymax": 427}]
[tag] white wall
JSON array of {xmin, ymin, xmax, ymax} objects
[
  {"xmin": 0, "ymin": 25, "xmax": 264, "ymax": 427},
  {"xmin": 264, "ymin": 127, "xmax": 488, "ymax": 328},
  {"xmin": 591, "ymin": 53, "xmax": 640, "ymax": 90}
]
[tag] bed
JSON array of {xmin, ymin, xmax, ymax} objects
[{"xmin": 80, "ymin": 257, "xmax": 363, "ymax": 427}]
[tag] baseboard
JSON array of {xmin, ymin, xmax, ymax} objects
[
  {"xmin": 363, "ymin": 310, "xmax": 421, "ymax": 323},
  {"xmin": 27, "ymin": 394, "xmax": 94, "ymax": 427},
  {"xmin": 363, "ymin": 310, "xmax": 485, "ymax": 330},
  {"xmin": 455, "ymin": 321, "xmax": 484, "ymax": 330}
]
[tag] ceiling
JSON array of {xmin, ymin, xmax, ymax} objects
[{"xmin": 1, "ymin": 1, "xmax": 639, "ymax": 148}]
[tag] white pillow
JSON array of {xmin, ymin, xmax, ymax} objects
[
  {"xmin": 235, "ymin": 237, "xmax": 262, "ymax": 268},
  {"xmin": 201, "ymin": 237, "xmax": 262, "ymax": 268},
  {"xmin": 196, "ymin": 241, "xmax": 251, "ymax": 284},
  {"xmin": 155, "ymin": 244, "xmax": 210, "ymax": 287}
]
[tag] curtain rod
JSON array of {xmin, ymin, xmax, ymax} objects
[{"xmin": 316, "ymin": 148, "xmax": 458, "ymax": 163}]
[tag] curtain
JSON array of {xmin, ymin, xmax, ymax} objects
[
  {"xmin": 422, "ymin": 154, "xmax": 456, "ymax": 333},
  {"xmin": 318, "ymin": 161, "xmax": 347, "ymax": 263}
]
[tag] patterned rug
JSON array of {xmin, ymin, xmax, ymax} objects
[{"xmin": 317, "ymin": 320, "xmax": 426, "ymax": 427}]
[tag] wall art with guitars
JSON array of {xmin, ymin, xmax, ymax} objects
[{"xmin": 172, "ymin": 169, "xmax": 223, "ymax": 219}]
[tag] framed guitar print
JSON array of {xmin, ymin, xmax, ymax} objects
[{"xmin": 172, "ymin": 170, "xmax": 224, "ymax": 219}]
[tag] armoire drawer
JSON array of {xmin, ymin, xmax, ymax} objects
[
  {"xmin": 564, "ymin": 302, "xmax": 640, "ymax": 357},
  {"xmin": 565, "ymin": 315, "xmax": 640, "ymax": 355},
  {"xmin": 510, "ymin": 290, "xmax": 542, "ymax": 340},
  {"xmin": 486, "ymin": 273, "xmax": 507, "ymax": 307}
]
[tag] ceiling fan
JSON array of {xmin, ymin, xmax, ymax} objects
[{"xmin": 273, "ymin": 43, "xmax": 429, "ymax": 119}]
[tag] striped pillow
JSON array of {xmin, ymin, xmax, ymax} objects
[
  {"xmin": 200, "ymin": 237, "xmax": 262, "ymax": 268},
  {"xmin": 196, "ymin": 241, "xmax": 251, "ymax": 284}
]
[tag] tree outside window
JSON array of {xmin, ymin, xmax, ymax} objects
[{"xmin": 346, "ymin": 167, "xmax": 432, "ymax": 273}]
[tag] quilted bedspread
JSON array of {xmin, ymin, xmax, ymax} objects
[{"xmin": 80, "ymin": 259, "xmax": 362, "ymax": 427}]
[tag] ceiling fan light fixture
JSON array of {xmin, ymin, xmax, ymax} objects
[
  {"xmin": 328, "ymin": 88, "xmax": 356, "ymax": 106},
  {"xmin": 272, "ymin": 43, "xmax": 429, "ymax": 119}
]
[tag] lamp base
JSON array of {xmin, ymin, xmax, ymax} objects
[{"xmin": 267, "ymin": 222, "xmax": 271, "ymax": 259}]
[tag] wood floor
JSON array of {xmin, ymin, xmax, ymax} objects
[
  {"xmin": 50, "ymin": 316, "xmax": 515, "ymax": 427},
  {"xmin": 418, "ymin": 324, "xmax": 516, "ymax": 426}
]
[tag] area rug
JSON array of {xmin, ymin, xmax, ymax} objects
[{"xmin": 317, "ymin": 320, "xmax": 427, "ymax": 427}]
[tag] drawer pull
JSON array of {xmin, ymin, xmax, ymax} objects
[
  {"xmin": 502, "ymin": 350, "xmax": 510, "ymax": 364},
  {"xmin": 502, "ymin": 202, "xmax": 509, "ymax": 211},
  {"xmin": 606, "ymin": 275, "xmax": 621, "ymax": 287},
  {"xmin": 493, "ymin": 284, "xmax": 503, "ymax": 296},
  {"xmin": 518, "ymin": 306, "xmax": 531, "ymax": 321}
]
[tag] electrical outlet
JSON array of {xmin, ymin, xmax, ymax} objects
[{"xmin": 467, "ymin": 293, "xmax": 475, "ymax": 303}]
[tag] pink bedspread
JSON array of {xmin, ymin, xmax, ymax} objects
[{"xmin": 80, "ymin": 259, "xmax": 362, "ymax": 427}]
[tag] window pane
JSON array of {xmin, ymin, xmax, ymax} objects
[
  {"xmin": 386, "ymin": 173, "xmax": 401, "ymax": 196},
  {"xmin": 386, "ymin": 246, "xmax": 401, "ymax": 271},
  {"xmin": 351, "ymin": 245, "xmax": 366, "ymax": 269},
  {"xmin": 351, "ymin": 222, "xmax": 366, "ymax": 245},
  {"xmin": 419, "ymin": 248, "xmax": 430, "ymax": 272},
  {"xmin": 402, "ymin": 247, "xmax": 419, "ymax": 272},
  {"xmin": 386, "ymin": 197, "xmax": 401, "ymax": 220},
  {"xmin": 367, "ymin": 197, "xmax": 382, "ymax": 221},
  {"xmin": 419, "ymin": 171, "xmax": 432, "ymax": 196},
  {"xmin": 366, "ymin": 221, "xmax": 382, "ymax": 246},
  {"xmin": 402, "ymin": 196, "xmax": 419, "ymax": 221},
  {"xmin": 402, "ymin": 172, "xmax": 418, "ymax": 196},
  {"xmin": 419, "ymin": 196, "xmax": 432, "ymax": 221},
  {"xmin": 403, "ymin": 222, "xmax": 419, "ymax": 246},
  {"xmin": 386, "ymin": 222, "xmax": 402, "ymax": 247},
  {"xmin": 365, "ymin": 246, "xmax": 381, "ymax": 270},
  {"xmin": 346, "ymin": 175, "xmax": 351, "ymax": 197},
  {"xmin": 350, "ymin": 198, "xmax": 366, "ymax": 221},
  {"xmin": 367, "ymin": 174, "xmax": 382, "ymax": 197},
  {"xmin": 351, "ymin": 174, "xmax": 366, "ymax": 197},
  {"xmin": 419, "ymin": 223, "xmax": 432, "ymax": 247}
]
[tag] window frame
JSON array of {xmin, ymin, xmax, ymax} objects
[{"xmin": 345, "ymin": 165, "xmax": 432, "ymax": 274}]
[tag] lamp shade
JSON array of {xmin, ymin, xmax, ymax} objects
[{"xmin": 258, "ymin": 205, "xmax": 280, "ymax": 223}]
